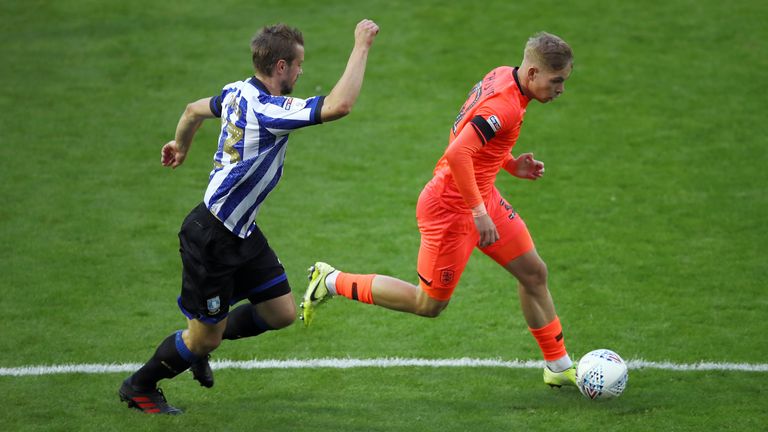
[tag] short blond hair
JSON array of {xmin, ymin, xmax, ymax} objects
[{"xmin": 524, "ymin": 32, "xmax": 573, "ymax": 71}]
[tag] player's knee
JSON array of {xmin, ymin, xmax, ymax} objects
[
  {"xmin": 185, "ymin": 330, "xmax": 223, "ymax": 355},
  {"xmin": 415, "ymin": 300, "xmax": 449, "ymax": 318},
  {"xmin": 268, "ymin": 309, "xmax": 296, "ymax": 329},
  {"xmin": 519, "ymin": 258, "xmax": 548, "ymax": 289},
  {"xmin": 532, "ymin": 260, "xmax": 548, "ymax": 285},
  {"xmin": 418, "ymin": 307, "xmax": 444, "ymax": 318},
  {"xmin": 190, "ymin": 336, "xmax": 222, "ymax": 356},
  {"xmin": 204, "ymin": 338, "xmax": 222, "ymax": 353},
  {"xmin": 257, "ymin": 294, "xmax": 296, "ymax": 329}
]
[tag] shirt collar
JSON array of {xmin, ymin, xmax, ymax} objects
[
  {"xmin": 512, "ymin": 67, "xmax": 530, "ymax": 102},
  {"xmin": 248, "ymin": 76, "xmax": 271, "ymax": 94}
]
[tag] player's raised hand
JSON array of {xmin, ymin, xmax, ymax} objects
[
  {"xmin": 515, "ymin": 152, "xmax": 545, "ymax": 180},
  {"xmin": 161, "ymin": 140, "xmax": 187, "ymax": 169},
  {"xmin": 354, "ymin": 19, "xmax": 379, "ymax": 49}
]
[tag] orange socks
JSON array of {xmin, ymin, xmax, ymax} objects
[
  {"xmin": 335, "ymin": 272, "xmax": 376, "ymax": 304},
  {"xmin": 529, "ymin": 316, "xmax": 568, "ymax": 361}
]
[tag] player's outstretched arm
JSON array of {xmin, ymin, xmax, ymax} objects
[
  {"xmin": 504, "ymin": 152, "xmax": 545, "ymax": 180},
  {"xmin": 161, "ymin": 97, "xmax": 216, "ymax": 169},
  {"xmin": 320, "ymin": 19, "xmax": 379, "ymax": 122}
]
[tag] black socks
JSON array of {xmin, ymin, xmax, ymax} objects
[
  {"xmin": 222, "ymin": 304, "xmax": 273, "ymax": 340},
  {"xmin": 130, "ymin": 331, "xmax": 198, "ymax": 390}
]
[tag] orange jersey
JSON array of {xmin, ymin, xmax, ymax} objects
[{"xmin": 434, "ymin": 66, "xmax": 530, "ymax": 210}]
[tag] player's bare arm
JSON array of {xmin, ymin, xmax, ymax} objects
[
  {"xmin": 320, "ymin": 19, "xmax": 379, "ymax": 122},
  {"xmin": 507, "ymin": 152, "xmax": 545, "ymax": 180},
  {"xmin": 161, "ymin": 97, "xmax": 216, "ymax": 169}
]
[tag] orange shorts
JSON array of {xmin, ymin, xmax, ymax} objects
[{"xmin": 415, "ymin": 179, "xmax": 534, "ymax": 301}]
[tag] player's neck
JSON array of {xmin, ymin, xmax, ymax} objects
[
  {"xmin": 254, "ymin": 74, "xmax": 283, "ymax": 95},
  {"xmin": 517, "ymin": 63, "xmax": 533, "ymax": 99}
]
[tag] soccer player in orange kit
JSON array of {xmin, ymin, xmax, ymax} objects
[{"xmin": 302, "ymin": 32, "xmax": 577, "ymax": 387}]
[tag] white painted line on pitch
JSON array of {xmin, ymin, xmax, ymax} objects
[{"xmin": 1, "ymin": 358, "xmax": 767, "ymax": 377}]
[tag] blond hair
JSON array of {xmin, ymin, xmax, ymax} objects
[{"xmin": 524, "ymin": 32, "xmax": 573, "ymax": 71}]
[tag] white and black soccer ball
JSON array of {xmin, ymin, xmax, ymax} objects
[{"xmin": 576, "ymin": 349, "xmax": 629, "ymax": 400}]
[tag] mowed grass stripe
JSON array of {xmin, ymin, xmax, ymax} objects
[{"xmin": 2, "ymin": 357, "xmax": 767, "ymax": 376}]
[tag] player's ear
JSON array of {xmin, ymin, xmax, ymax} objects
[
  {"xmin": 527, "ymin": 65, "xmax": 539, "ymax": 81},
  {"xmin": 275, "ymin": 59, "xmax": 287, "ymax": 75}
]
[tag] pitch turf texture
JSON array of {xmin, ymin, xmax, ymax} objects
[{"xmin": 1, "ymin": 0, "xmax": 767, "ymax": 430}]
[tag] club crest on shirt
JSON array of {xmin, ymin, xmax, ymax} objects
[
  {"xmin": 206, "ymin": 296, "xmax": 221, "ymax": 315},
  {"xmin": 487, "ymin": 115, "xmax": 502, "ymax": 132}
]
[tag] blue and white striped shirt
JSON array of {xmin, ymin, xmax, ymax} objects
[{"xmin": 205, "ymin": 76, "xmax": 324, "ymax": 238}]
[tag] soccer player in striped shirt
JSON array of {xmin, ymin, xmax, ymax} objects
[
  {"xmin": 303, "ymin": 32, "xmax": 579, "ymax": 388},
  {"xmin": 119, "ymin": 19, "xmax": 379, "ymax": 414}
]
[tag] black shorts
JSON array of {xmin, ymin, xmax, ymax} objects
[{"xmin": 176, "ymin": 203, "xmax": 291, "ymax": 324}]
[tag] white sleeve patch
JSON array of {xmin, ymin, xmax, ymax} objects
[
  {"xmin": 487, "ymin": 115, "xmax": 502, "ymax": 132},
  {"xmin": 285, "ymin": 97, "xmax": 306, "ymax": 111}
]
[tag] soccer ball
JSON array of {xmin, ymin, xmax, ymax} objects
[{"xmin": 575, "ymin": 349, "xmax": 628, "ymax": 400}]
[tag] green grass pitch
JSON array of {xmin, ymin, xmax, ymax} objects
[{"xmin": 1, "ymin": 0, "xmax": 767, "ymax": 430}]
